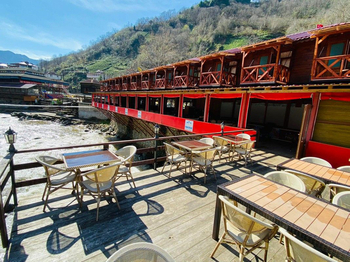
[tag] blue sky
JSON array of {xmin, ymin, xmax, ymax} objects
[{"xmin": 0, "ymin": 0, "xmax": 199, "ymax": 60}]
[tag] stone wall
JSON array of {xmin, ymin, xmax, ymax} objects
[{"xmin": 78, "ymin": 102, "xmax": 108, "ymax": 120}]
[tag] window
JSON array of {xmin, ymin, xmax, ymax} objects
[{"xmin": 329, "ymin": 42, "xmax": 345, "ymax": 67}]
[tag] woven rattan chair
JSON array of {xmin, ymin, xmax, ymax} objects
[
  {"xmin": 279, "ymin": 228, "xmax": 336, "ymax": 262},
  {"xmin": 198, "ymin": 137, "xmax": 214, "ymax": 146},
  {"xmin": 106, "ymin": 242, "xmax": 175, "ymax": 262},
  {"xmin": 300, "ymin": 157, "xmax": 332, "ymax": 167},
  {"xmin": 337, "ymin": 165, "xmax": 350, "ymax": 172},
  {"xmin": 332, "ymin": 191, "xmax": 350, "ymax": 210},
  {"xmin": 36, "ymin": 155, "xmax": 78, "ymax": 212},
  {"xmin": 211, "ymin": 195, "xmax": 278, "ymax": 261},
  {"xmin": 115, "ymin": 145, "xmax": 137, "ymax": 187},
  {"xmin": 79, "ymin": 162, "xmax": 121, "ymax": 221},
  {"xmin": 264, "ymin": 171, "xmax": 306, "ymax": 192},
  {"xmin": 329, "ymin": 183, "xmax": 350, "ymax": 201},
  {"xmin": 285, "ymin": 169, "xmax": 325, "ymax": 197},
  {"xmin": 161, "ymin": 142, "xmax": 188, "ymax": 177},
  {"xmin": 192, "ymin": 148, "xmax": 217, "ymax": 183},
  {"xmin": 235, "ymin": 133, "xmax": 254, "ymax": 166},
  {"xmin": 213, "ymin": 136, "xmax": 230, "ymax": 162}
]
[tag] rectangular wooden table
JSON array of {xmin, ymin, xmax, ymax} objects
[
  {"xmin": 221, "ymin": 135, "xmax": 250, "ymax": 161},
  {"xmin": 212, "ymin": 174, "xmax": 350, "ymax": 260},
  {"xmin": 63, "ymin": 149, "xmax": 121, "ymax": 171},
  {"xmin": 278, "ymin": 158, "xmax": 350, "ymax": 187}
]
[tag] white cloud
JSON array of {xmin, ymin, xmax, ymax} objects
[
  {"xmin": 0, "ymin": 22, "xmax": 82, "ymax": 51},
  {"xmin": 68, "ymin": 0, "xmax": 168, "ymax": 12}
]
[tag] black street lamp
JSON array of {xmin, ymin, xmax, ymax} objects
[
  {"xmin": 154, "ymin": 124, "xmax": 160, "ymax": 139},
  {"xmin": 154, "ymin": 124, "xmax": 160, "ymax": 169},
  {"xmin": 220, "ymin": 122, "xmax": 224, "ymax": 136},
  {"xmin": 4, "ymin": 127, "xmax": 17, "ymax": 152}
]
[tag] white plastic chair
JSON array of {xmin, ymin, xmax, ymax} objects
[
  {"xmin": 279, "ymin": 228, "xmax": 337, "ymax": 262},
  {"xmin": 284, "ymin": 169, "xmax": 325, "ymax": 197},
  {"xmin": 337, "ymin": 166, "xmax": 350, "ymax": 172},
  {"xmin": 332, "ymin": 191, "xmax": 350, "ymax": 210},
  {"xmin": 161, "ymin": 142, "xmax": 188, "ymax": 177},
  {"xmin": 198, "ymin": 137, "xmax": 214, "ymax": 146},
  {"xmin": 106, "ymin": 242, "xmax": 175, "ymax": 262},
  {"xmin": 115, "ymin": 145, "xmax": 137, "ymax": 187},
  {"xmin": 36, "ymin": 155, "xmax": 78, "ymax": 212},
  {"xmin": 264, "ymin": 171, "xmax": 306, "ymax": 192},
  {"xmin": 211, "ymin": 195, "xmax": 278, "ymax": 262},
  {"xmin": 300, "ymin": 157, "xmax": 332, "ymax": 167}
]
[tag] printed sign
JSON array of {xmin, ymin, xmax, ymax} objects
[
  {"xmin": 185, "ymin": 120, "xmax": 194, "ymax": 132},
  {"xmin": 138, "ymin": 111, "xmax": 142, "ymax": 118},
  {"xmin": 107, "ymin": 105, "xmax": 110, "ymax": 111},
  {"xmin": 115, "ymin": 107, "xmax": 118, "ymax": 113},
  {"xmin": 125, "ymin": 108, "xmax": 128, "ymax": 115}
]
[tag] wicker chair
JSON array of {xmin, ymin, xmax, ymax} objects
[
  {"xmin": 211, "ymin": 195, "xmax": 278, "ymax": 262},
  {"xmin": 192, "ymin": 148, "xmax": 217, "ymax": 183},
  {"xmin": 264, "ymin": 171, "xmax": 306, "ymax": 193},
  {"xmin": 300, "ymin": 157, "xmax": 332, "ymax": 167},
  {"xmin": 106, "ymin": 242, "xmax": 175, "ymax": 262},
  {"xmin": 198, "ymin": 137, "xmax": 214, "ymax": 146},
  {"xmin": 332, "ymin": 191, "xmax": 350, "ymax": 210},
  {"xmin": 36, "ymin": 155, "xmax": 78, "ymax": 212},
  {"xmin": 161, "ymin": 142, "xmax": 188, "ymax": 177},
  {"xmin": 213, "ymin": 136, "xmax": 230, "ymax": 162},
  {"xmin": 235, "ymin": 133, "xmax": 254, "ymax": 166},
  {"xmin": 79, "ymin": 161, "xmax": 122, "ymax": 221},
  {"xmin": 279, "ymin": 228, "xmax": 336, "ymax": 262},
  {"xmin": 284, "ymin": 169, "xmax": 325, "ymax": 197},
  {"xmin": 337, "ymin": 165, "xmax": 350, "ymax": 172},
  {"xmin": 115, "ymin": 145, "xmax": 137, "ymax": 187}
]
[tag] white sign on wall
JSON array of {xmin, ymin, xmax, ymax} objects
[
  {"xmin": 185, "ymin": 120, "xmax": 194, "ymax": 132},
  {"xmin": 138, "ymin": 111, "xmax": 142, "ymax": 118},
  {"xmin": 125, "ymin": 108, "xmax": 128, "ymax": 115},
  {"xmin": 115, "ymin": 107, "xmax": 118, "ymax": 113},
  {"xmin": 107, "ymin": 105, "xmax": 110, "ymax": 111}
]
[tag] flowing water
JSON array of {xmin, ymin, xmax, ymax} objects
[{"xmin": 0, "ymin": 112, "xmax": 110, "ymax": 195}]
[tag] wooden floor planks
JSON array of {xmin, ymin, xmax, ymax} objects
[{"xmin": 1, "ymin": 149, "xmax": 294, "ymax": 262}]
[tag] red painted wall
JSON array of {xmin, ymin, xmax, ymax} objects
[{"xmin": 305, "ymin": 141, "xmax": 350, "ymax": 168}]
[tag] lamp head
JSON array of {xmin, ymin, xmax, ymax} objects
[{"xmin": 4, "ymin": 127, "xmax": 17, "ymax": 145}]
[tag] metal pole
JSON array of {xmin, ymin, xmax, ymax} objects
[{"xmin": 154, "ymin": 133, "xmax": 159, "ymax": 170}]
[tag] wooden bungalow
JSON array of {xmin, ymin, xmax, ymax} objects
[
  {"xmin": 199, "ymin": 48, "xmax": 241, "ymax": 87},
  {"xmin": 154, "ymin": 65, "xmax": 173, "ymax": 89},
  {"xmin": 121, "ymin": 75, "xmax": 129, "ymax": 91},
  {"xmin": 141, "ymin": 69, "xmax": 156, "ymax": 90},
  {"xmin": 173, "ymin": 58, "xmax": 201, "ymax": 88},
  {"xmin": 130, "ymin": 72, "xmax": 141, "ymax": 90}
]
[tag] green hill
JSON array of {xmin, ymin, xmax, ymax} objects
[{"xmin": 39, "ymin": 0, "xmax": 349, "ymax": 90}]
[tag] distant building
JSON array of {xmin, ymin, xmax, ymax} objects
[
  {"xmin": 9, "ymin": 61, "xmax": 38, "ymax": 70},
  {"xmin": 87, "ymin": 70, "xmax": 104, "ymax": 80},
  {"xmin": 80, "ymin": 79, "xmax": 101, "ymax": 94},
  {"xmin": 45, "ymin": 72, "xmax": 61, "ymax": 80}
]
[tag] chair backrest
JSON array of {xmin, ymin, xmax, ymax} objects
[
  {"xmin": 300, "ymin": 157, "xmax": 332, "ymax": 168},
  {"xmin": 197, "ymin": 148, "xmax": 217, "ymax": 161},
  {"xmin": 332, "ymin": 191, "xmax": 350, "ymax": 210},
  {"xmin": 279, "ymin": 228, "xmax": 337, "ymax": 262},
  {"xmin": 285, "ymin": 169, "xmax": 325, "ymax": 197},
  {"xmin": 264, "ymin": 171, "xmax": 306, "ymax": 192},
  {"xmin": 219, "ymin": 195, "xmax": 277, "ymax": 245},
  {"xmin": 198, "ymin": 137, "xmax": 214, "ymax": 146},
  {"xmin": 106, "ymin": 242, "xmax": 175, "ymax": 262},
  {"xmin": 164, "ymin": 142, "xmax": 183, "ymax": 156},
  {"xmin": 237, "ymin": 133, "xmax": 254, "ymax": 150},
  {"xmin": 337, "ymin": 166, "xmax": 350, "ymax": 172},
  {"xmin": 213, "ymin": 136, "xmax": 228, "ymax": 147},
  {"xmin": 35, "ymin": 155, "xmax": 66, "ymax": 176},
  {"xmin": 329, "ymin": 183, "xmax": 350, "ymax": 200},
  {"xmin": 116, "ymin": 145, "xmax": 137, "ymax": 165},
  {"xmin": 237, "ymin": 133, "xmax": 251, "ymax": 140},
  {"xmin": 84, "ymin": 162, "xmax": 121, "ymax": 183}
]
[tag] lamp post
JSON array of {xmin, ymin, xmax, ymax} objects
[
  {"xmin": 154, "ymin": 124, "xmax": 160, "ymax": 169},
  {"xmin": 220, "ymin": 122, "xmax": 224, "ymax": 136},
  {"xmin": 4, "ymin": 127, "xmax": 17, "ymax": 152}
]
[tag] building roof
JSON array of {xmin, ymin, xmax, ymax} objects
[
  {"xmin": 80, "ymin": 79, "xmax": 100, "ymax": 84},
  {"xmin": 0, "ymin": 83, "xmax": 37, "ymax": 89}
]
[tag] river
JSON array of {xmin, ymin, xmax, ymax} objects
[{"xmin": 0, "ymin": 112, "xmax": 110, "ymax": 195}]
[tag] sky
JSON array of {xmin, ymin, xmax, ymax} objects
[{"xmin": 0, "ymin": 0, "xmax": 199, "ymax": 61}]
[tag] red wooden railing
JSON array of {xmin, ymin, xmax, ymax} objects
[
  {"xmin": 241, "ymin": 64, "xmax": 289, "ymax": 84},
  {"xmin": 173, "ymin": 76, "xmax": 199, "ymax": 88},
  {"xmin": 201, "ymin": 71, "xmax": 236, "ymax": 86},
  {"xmin": 130, "ymin": 82, "xmax": 138, "ymax": 90},
  {"xmin": 312, "ymin": 54, "xmax": 350, "ymax": 80},
  {"xmin": 141, "ymin": 80, "xmax": 150, "ymax": 90},
  {"xmin": 122, "ymin": 83, "xmax": 129, "ymax": 90}
]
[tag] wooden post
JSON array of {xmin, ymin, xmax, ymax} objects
[
  {"xmin": 179, "ymin": 95, "xmax": 183, "ymax": 118},
  {"xmin": 204, "ymin": 94, "xmax": 211, "ymax": 122},
  {"xmin": 219, "ymin": 56, "xmax": 224, "ymax": 85},
  {"xmin": 200, "ymin": 60, "xmax": 204, "ymax": 86}
]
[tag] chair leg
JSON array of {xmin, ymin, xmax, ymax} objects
[
  {"xmin": 168, "ymin": 163, "xmax": 174, "ymax": 177},
  {"xmin": 43, "ymin": 186, "xmax": 51, "ymax": 212},
  {"xmin": 111, "ymin": 189, "xmax": 121, "ymax": 209},
  {"xmin": 264, "ymin": 241, "xmax": 269, "ymax": 262},
  {"xmin": 210, "ymin": 232, "xmax": 226, "ymax": 257},
  {"xmin": 96, "ymin": 197, "xmax": 100, "ymax": 221},
  {"xmin": 42, "ymin": 183, "xmax": 48, "ymax": 201},
  {"xmin": 128, "ymin": 173, "xmax": 136, "ymax": 188},
  {"xmin": 161, "ymin": 161, "xmax": 169, "ymax": 173}
]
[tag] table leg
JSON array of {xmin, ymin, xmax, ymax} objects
[{"xmin": 212, "ymin": 192, "xmax": 222, "ymax": 241}]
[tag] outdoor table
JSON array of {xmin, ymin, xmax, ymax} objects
[
  {"xmin": 172, "ymin": 140, "xmax": 213, "ymax": 174},
  {"xmin": 277, "ymin": 158, "xmax": 350, "ymax": 187},
  {"xmin": 212, "ymin": 174, "xmax": 350, "ymax": 261},
  {"xmin": 62, "ymin": 149, "xmax": 121, "ymax": 171},
  {"xmin": 221, "ymin": 135, "xmax": 250, "ymax": 161}
]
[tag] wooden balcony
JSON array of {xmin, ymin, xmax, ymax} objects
[
  {"xmin": 154, "ymin": 78, "xmax": 172, "ymax": 89},
  {"xmin": 312, "ymin": 54, "xmax": 350, "ymax": 80},
  {"xmin": 115, "ymin": 84, "xmax": 121, "ymax": 91},
  {"xmin": 122, "ymin": 83, "xmax": 129, "ymax": 90},
  {"xmin": 173, "ymin": 76, "xmax": 199, "ymax": 88},
  {"xmin": 141, "ymin": 80, "xmax": 150, "ymax": 90},
  {"xmin": 200, "ymin": 71, "xmax": 236, "ymax": 87},
  {"xmin": 130, "ymin": 82, "xmax": 138, "ymax": 90},
  {"xmin": 241, "ymin": 64, "xmax": 290, "ymax": 85}
]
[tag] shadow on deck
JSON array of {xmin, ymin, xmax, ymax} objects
[{"xmin": 2, "ymin": 149, "xmax": 290, "ymax": 262}]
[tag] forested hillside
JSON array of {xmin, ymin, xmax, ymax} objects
[{"xmin": 39, "ymin": 0, "xmax": 349, "ymax": 89}]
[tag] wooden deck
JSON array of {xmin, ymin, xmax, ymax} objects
[{"xmin": 1, "ymin": 148, "xmax": 299, "ymax": 261}]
